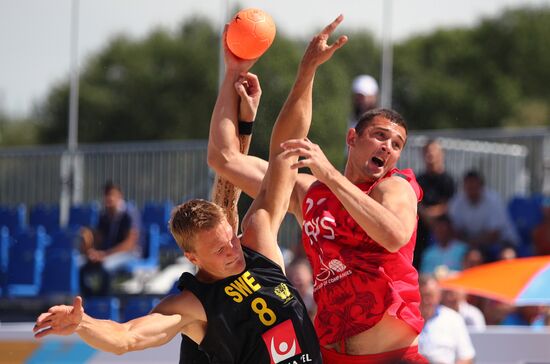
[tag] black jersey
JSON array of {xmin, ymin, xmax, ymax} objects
[
  {"xmin": 179, "ymin": 334, "xmax": 210, "ymax": 364},
  {"xmin": 178, "ymin": 246, "xmax": 321, "ymax": 364}
]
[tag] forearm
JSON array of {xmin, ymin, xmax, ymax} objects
[
  {"xmin": 324, "ymin": 173, "xmax": 412, "ymax": 252},
  {"xmin": 269, "ymin": 64, "xmax": 316, "ymax": 158},
  {"xmin": 207, "ymin": 69, "xmax": 241, "ymax": 170},
  {"xmin": 76, "ymin": 314, "xmax": 134, "ymax": 355},
  {"xmin": 211, "ymin": 129, "xmax": 253, "ymax": 232},
  {"xmin": 76, "ymin": 312, "xmax": 182, "ymax": 355}
]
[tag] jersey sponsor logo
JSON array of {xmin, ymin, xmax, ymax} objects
[
  {"xmin": 313, "ymin": 257, "xmax": 351, "ymax": 291},
  {"xmin": 303, "ymin": 196, "xmax": 353, "ymax": 291},
  {"xmin": 262, "ymin": 319, "xmax": 302, "ymax": 364},
  {"xmin": 274, "ymin": 283, "xmax": 293, "ymax": 304}
]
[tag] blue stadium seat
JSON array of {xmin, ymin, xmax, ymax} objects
[
  {"xmin": 142, "ymin": 201, "xmax": 173, "ymax": 233},
  {"xmin": 30, "ymin": 204, "xmax": 60, "ymax": 233},
  {"xmin": 0, "ymin": 204, "xmax": 27, "ymax": 234},
  {"xmin": 0, "ymin": 227, "xmax": 10, "ymax": 296},
  {"xmin": 40, "ymin": 230, "xmax": 80, "ymax": 296},
  {"xmin": 142, "ymin": 201, "xmax": 178, "ymax": 250},
  {"xmin": 508, "ymin": 195, "xmax": 544, "ymax": 256},
  {"xmin": 121, "ymin": 296, "xmax": 161, "ymax": 322},
  {"xmin": 6, "ymin": 227, "xmax": 51, "ymax": 296},
  {"xmin": 84, "ymin": 297, "xmax": 120, "ymax": 321},
  {"xmin": 122, "ymin": 223, "xmax": 161, "ymax": 274},
  {"xmin": 68, "ymin": 203, "xmax": 100, "ymax": 231}
]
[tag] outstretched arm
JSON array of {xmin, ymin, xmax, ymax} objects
[
  {"xmin": 33, "ymin": 295, "xmax": 204, "ymax": 355},
  {"xmin": 241, "ymin": 15, "xmax": 348, "ymax": 267}
]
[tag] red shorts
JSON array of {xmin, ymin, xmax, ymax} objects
[{"xmin": 321, "ymin": 345, "xmax": 428, "ymax": 364}]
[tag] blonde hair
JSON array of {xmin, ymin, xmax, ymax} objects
[{"xmin": 169, "ymin": 199, "xmax": 225, "ymax": 252}]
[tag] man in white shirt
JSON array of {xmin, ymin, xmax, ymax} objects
[
  {"xmin": 441, "ymin": 288, "xmax": 486, "ymax": 331},
  {"xmin": 419, "ymin": 275, "xmax": 476, "ymax": 364}
]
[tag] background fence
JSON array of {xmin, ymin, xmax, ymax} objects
[
  {"xmin": 400, "ymin": 135, "xmax": 529, "ymax": 201},
  {"xmin": 1, "ymin": 130, "xmax": 547, "ymax": 248},
  {"xmin": 0, "ymin": 140, "xmax": 211, "ymax": 208}
]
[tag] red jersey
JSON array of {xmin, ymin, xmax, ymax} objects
[{"xmin": 301, "ymin": 168, "xmax": 424, "ymax": 346}]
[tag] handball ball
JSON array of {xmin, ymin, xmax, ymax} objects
[{"xmin": 226, "ymin": 8, "xmax": 276, "ymax": 60}]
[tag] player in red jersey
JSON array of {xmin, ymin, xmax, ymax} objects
[{"xmin": 208, "ymin": 16, "xmax": 428, "ymax": 364}]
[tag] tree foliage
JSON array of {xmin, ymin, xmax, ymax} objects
[
  {"xmin": 393, "ymin": 6, "xmax": 550, "ymax": 129},
  {"xmin": 3, "ymin": 5, "xmax": 546, "ymax": 157}
]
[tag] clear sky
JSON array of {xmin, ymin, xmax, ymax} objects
[{"xmin": 0, "ymin": 0, "xmax": 548, "ymax": 116}]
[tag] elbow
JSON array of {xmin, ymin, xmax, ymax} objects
[
  {"xmin": 113, "ymin": 346, "xmax": 128, "ymax": 356},
  {"xmin": 385, "ymin": 231, "xmax": 411, "ymax": 253},
  {"xmin": 207, "ymin": 148, "xmax": 221, "ymax": 170},
  {"xmin": 207, "ymin": 147, "xmax": 232, "ymax": 173},
  {"xmin": 112, "ymin": 333, "xmax": 137, "ymax": 355},
  {"xmin": 107, "ymin": 342, "xmax": 130, "ymax": 356}
]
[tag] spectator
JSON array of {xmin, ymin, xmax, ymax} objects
[
  {"xmin": 286, "ymin": 258, "xmax": 316, "ymax": 320},
  {"xmin": 79, "ymin": 182, "xmax": 141, "ymax": 296},
  {"xmin": 449, "ymin": 170, "xmax": 519, "ymax": 262},
  {"xmin": 418, "ymin": 275, "xmax": 476, "ymax": 364},
  {"xmin": 441, "ymin": 288, "xmax": 486, "ymax": 331},
  {"xmin": 532, "ymin": 197, "xmax": 550, "ymax": 256},
  {"xmin": 481, "ymin": 299, "xmax": 514, "ymax": 325},
  {"xmin": 462, "ymin": 247, "xmax": 484, "ymax": 270},
  {"xmin": 348, "ymin": 74, "xmax": 379, "ymax": 130},
  {"xmin": 416, "ymin": 139, "xmax": 456, "ymax": 269},
  {"xmin": 498, "ymin": 244, "xmax": 518, "ymax": 261},
  {"xmin": 420, "ymin": 214, "xmax": 468, "ymax": 274},
  {"xmin": 501, "ymin": 306, "xmax": 547, "ymax": 327}
]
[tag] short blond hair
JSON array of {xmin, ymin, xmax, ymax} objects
[{"xmin": 169, "ymin": 199, "xmax": 225, "ymax": 252}]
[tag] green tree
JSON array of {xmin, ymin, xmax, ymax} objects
[{"xmin": 0, "ymin": 111, "xmax": 39, "ymax": 146}]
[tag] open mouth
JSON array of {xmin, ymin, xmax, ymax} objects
[{"xmin": 371, "ymin": 156, "xmax": 384, "ymax": 168}]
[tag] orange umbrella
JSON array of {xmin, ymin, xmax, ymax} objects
[{"xmin": 439, "ymin": 255, "xmax": 550, "ymax": 306}]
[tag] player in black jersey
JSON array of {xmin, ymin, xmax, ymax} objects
[{"xmin": 32, "ymin": 16, "xmax": 347, "ymax": 364}]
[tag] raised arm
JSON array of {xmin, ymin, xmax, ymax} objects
[
  {"xmin": 207, "ymin": 27, "xmax": 268, "ymax": 207},
  {"xmin": 33, "ymin": 294, "xmax": 205, "ymax": 355},
  {"xmin": 241, "ymin": 16, "xmax": 347, "ymax": 267},
  {"xmin": 210, "ymin": 71, "xmax": 261, "ymax": 232}
]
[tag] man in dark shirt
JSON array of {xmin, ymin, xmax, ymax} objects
[
  {"xmin": 415, "ymin": 139, "xmax": 455, "ymax": 269},
  {"xmin": 79, "ymin": 182, "xmax": 141, "ymax": 296}
]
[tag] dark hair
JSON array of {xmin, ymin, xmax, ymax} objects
[
  {"xmin": 103, "ymin": 181, "xmax": 122, "ymax": 195},
  {"xmin": 463, "ymin": 169, "xmax": 484, "ymax": 185},
  {"xmin": 434, "ymin": 214, "xmax": 452, "ymax": 225},
  {"xmin": 355, "ymin": 108, "xmax": 408, "ymax": 136},
  {"xmin": 422, "ymin": 138, "xmax": 440, "ymax": 153}
]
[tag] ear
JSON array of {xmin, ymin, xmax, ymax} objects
[
  {"xmin": 185, "ymin": 251, "xmax": 199, "ymax": 266},
  {"xmin": 346, "ymin": 128, "xmax": 357, "ymax": 148}
]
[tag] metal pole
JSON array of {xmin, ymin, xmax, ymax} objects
[
  {"xmin": 61, "ymin": 0, "xmax": 81, "ymax": 226},
  {"xmin": 218, "ymin": 0, "xmax": 228, "ymax": 89},
  {"xmin": 380, "ymin": 0, "xmax": 394, "ymax": 108},
  {"xmin": 68, "ymin": 0, "xmax": 80, "ymax": 152}
]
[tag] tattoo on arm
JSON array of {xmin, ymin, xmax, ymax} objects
[{"xmin": 210, "ymin": 134, "xmax": 252, "ymax": 233}]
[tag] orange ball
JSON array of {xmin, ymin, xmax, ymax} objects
[{"xmin": 226, "ymin": 8, "xmax": 276, "ymax": 60}]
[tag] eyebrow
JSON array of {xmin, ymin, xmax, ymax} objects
[{"xmin": 371, "ymin": 126, "xmax": 406, "ymax": 144}]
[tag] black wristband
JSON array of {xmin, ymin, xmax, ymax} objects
[{"xmin": 238, "ymin": 120, "xmax": 254, "ymax": 135}]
